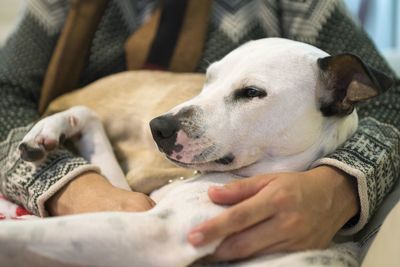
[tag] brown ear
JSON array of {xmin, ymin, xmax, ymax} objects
[{"xmin": 317, "ymin": 53, "xmax": 393, "ymax": 116}]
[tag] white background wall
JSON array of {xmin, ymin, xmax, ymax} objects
[
  {"xmin": 345, "ymin": 0, "xmax": 400, "ymax": 75},
  {"xmin": 0, "ymin": 0, "xmax": 24, "ymax": 45}
]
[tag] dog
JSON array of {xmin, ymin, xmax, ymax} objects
[{"xmin": 0, "ymin": 38, "xmax": 391, "ymax": 267}]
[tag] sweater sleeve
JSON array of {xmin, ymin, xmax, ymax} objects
[
  {"xmin": 280, "ymin": 0, "xmax": 400, "ymax": 234},
  {"xmin": 0, "ymin": 1, "xmax": 100, "ymax": 217}
]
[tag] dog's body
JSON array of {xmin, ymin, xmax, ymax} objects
[{"xmin": 0, "ymin": 38, "xmax": 391, "ymax": 267}]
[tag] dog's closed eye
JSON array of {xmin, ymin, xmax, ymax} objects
[{"xmin": 233, "ymin": 86, "xmax": 267, "ymax": 100}]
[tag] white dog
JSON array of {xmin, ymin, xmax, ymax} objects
[{"xmin": 1, "ymin": 38, "xmax": 391, "ymax": 267}]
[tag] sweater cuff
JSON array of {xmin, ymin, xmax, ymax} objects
[{"xmin": 312, "ymin": 117, "xmax": 400, "ymax": 235}]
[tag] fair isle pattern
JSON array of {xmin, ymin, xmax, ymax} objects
[
  {"xmin": 197, "ymin": 21, "xmax": 267, "ymax": 72},
  {"xmin": 280, "ymin": 0, "xmax": 341, "ymax": 43},
  {"xmin": 26, "ymin": 0, "xmax": 69, "ymax": 34},
  {"xmin": 117, "ymin": 0, "xmax": 281, "ymax": 42},
  {"xmin": 258, "ymin": 0, "xmax": 281, "ymax": 37},
  {"xmin": 197, "ymin": 0, "xmax": 280, "ymax": 72},
  {"xmin": 212, "ymin": 0, "xmax": 280, "ymax": 42},
  {"xmin": 332, "ymin": 119, "xmax": 400, "ymax": 215},
  {"xmin": 313, "ymin": 118, "xmax": 400, "ymax": 234},
  {"xmin": 0, "ymin": 125, "xmax": 96, "ymax": 216}
]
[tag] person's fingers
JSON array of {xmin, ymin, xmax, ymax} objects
[
  {"xmin": 188, "ymin": 188, "xmax": 275, "ymax": 246},
  {"xmin": 205, "ymin": 216, "xmax": 324, "ymax": 262},
  {"xmin": 208, "ymin": 175, "xmax": 275, "ymax": 205},
  {"xmin": 207, "ymin": 216, "xmax": 286, "ymax": 261}
]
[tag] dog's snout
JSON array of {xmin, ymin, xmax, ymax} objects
[
  {"xmin": 150, "ymin": 116, "xmax": 180, "ymax": 153},
  {"xmin": 150, "ymin": 116, "xmax": 178, "ymax": 139}
]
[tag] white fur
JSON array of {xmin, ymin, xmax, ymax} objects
[
  {"xmin": 2, "ymin": 38, "xmax": 360, "ymax": 267},
  {"xmin": 166, "ymin": 38, "xmax": 357, "ymax": 174}
]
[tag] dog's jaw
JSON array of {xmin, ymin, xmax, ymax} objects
[
  {"xmin": 232, "ymin": 111, "xmax": 359, "ymax": 177},
  {"xmin": 165, "ymin": 109, "xmax": 358, "ymax": 176}
]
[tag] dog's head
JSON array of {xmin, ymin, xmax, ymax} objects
[{"xmin": 150, "ymin": 38, "xmax": 392, "ymax": 172}]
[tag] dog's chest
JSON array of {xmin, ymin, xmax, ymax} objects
[{"xmin": 152, "ymin": 172, "xmax": 239, "ymax": 206}]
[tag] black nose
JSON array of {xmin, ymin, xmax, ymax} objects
[{"xmin": 149, "ymin": 115, "xmax": 179, "ymax": 153}]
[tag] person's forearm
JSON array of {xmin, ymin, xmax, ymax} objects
[
  {"xmin": 46, "ymin": 172, "xmax": 111, "ymax": 216},
  {"xmin": 47, "ymin": 172, "xmax": 156, "ymax": 216},
  {"xmin": 306, "ymin": 166, "xmax": 359, "ymax": 230}
]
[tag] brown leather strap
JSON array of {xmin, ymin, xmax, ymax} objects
[
  {"xmin": 169, "ymin": 0, "xmax": 213, "ymax": 72},
  {"xmin": 124, "ymin": 6, "xmax": 162, "ymax": 70},
  {"xmin": 125, "ymin": 0, "xmax": 213, "ymax": 72},
  {"xmin": 39, "ymin": 0, "xmax": 109, "ymax": 114}
]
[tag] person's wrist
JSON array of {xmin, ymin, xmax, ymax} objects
[
  {"xmin": 306, "ymin": 166, "xmax": 359, "ymax": 229},
  {"xmin": 46, "ymin": 171, "xmax": 111, "ymax": 216}
]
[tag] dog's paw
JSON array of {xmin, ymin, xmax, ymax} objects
[
  {"xmin": 19, "ymin": 133, "xmax": 65, "ymax": 162},
  {"xmin": 18, "ymin": 106, "xmax": 96, "ymax": 162},
  {"xmin": 18, "ymin": 115, "xmax": 75, "ymax": 162},
  {"xmin": 18, "ymin": 123, "xmax": 67, "ymax": 162}
]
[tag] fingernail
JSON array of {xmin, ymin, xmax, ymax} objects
[
  {"xmin": 188, "ymin": 231, "xmax": 204, "ymax": 245},
  {"xmin": 209, "ymin": 186, "xmax": 225, "ymax": 191}
]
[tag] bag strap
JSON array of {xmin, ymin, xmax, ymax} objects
[
  {"xmin": 124, "ymin": 0, "xmax": 213, "ymax": 72},
  {"xmin": 39, "ymin": 0, "xmax": 109, "ymax": 114}
]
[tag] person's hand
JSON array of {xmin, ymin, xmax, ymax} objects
[
  {"xmin": 187, "ymin": 166, "xmax": 359, "ymax": 261},
  {"xmin": 47, "ymin": 171, "xmax": 155, "ymax": 216}
]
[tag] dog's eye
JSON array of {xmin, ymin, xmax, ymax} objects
[
  {"xmin": 244, "ymin": 87, "xmax": 262, "ymax": 98},
  {"xmin": 234, "ymin": 86, "xmax": 267, "ymax": 100}
]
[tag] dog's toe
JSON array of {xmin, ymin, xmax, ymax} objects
[
  {"xmin": 18, "ymin": 142, "xmax": 46, "ymax": 162},
  {"xmin": 42, "ymin": 137, "xmax": 59, "ymax": 152}
]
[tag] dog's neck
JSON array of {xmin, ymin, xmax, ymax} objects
[{"xmin": 231, "ymin": 112, "xmax": 358, "ymax": 177}]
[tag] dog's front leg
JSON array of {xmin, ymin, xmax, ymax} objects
[{"xmin": 19, "ymin": 106, "xmax": 130, "ymax": 190}]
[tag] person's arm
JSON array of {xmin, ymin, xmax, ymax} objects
[
  {"xmin": 46, "ymin": 172, "xmax": 155, "ymax": 216},
  {"xmin": 300, "ymin": 0, "xmax": 400, "ymax": 234},
  {"xmin": 0, "ymin": 1, "xmax": 153, "ymax": 217}
]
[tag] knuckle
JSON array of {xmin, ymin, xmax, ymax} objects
[
  {"xmin": 227, "ymin": 238, "xmax": 252, "ymax": 259},
  {"xmin": 227, "ymin": 209, "xmax": 250, "ymax": 228},
  {"xmin": 258, "ymin": 174, "xmax": 274, "ymax": 185},
  {"xmin": 272, "ymin": 188, "xmax": 301, "ymax": 210},
  {"xmin": 228, "ymin": 180, "xmax": 246, "ymax": 191},
  {"xmin": 272, "ymin": 189, "xmax": 297, "ymax": 209}
]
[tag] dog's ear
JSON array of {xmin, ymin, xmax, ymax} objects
[{"xmin": 317, "ymin": 53, "xmax": 393, "ymax": 116}]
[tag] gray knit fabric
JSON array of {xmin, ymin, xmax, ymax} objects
[{"xmin": 0, "ymin": 0, "xmax": 399, "ymax": 234}]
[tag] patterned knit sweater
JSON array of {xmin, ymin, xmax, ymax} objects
[{"xmin": 0, "ymin": 0, "xmax": 399, "ymax": 235}]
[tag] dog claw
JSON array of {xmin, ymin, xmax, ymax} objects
[{"xmin": 18, "ymin": 142, "xmax": 46, "ymax": 162}]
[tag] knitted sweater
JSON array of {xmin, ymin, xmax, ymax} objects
[{"xmin": 0, "ymin": 0, "xmax": 398, "ymax": 235}]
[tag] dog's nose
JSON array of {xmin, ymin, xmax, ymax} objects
[{"xmin": 150, "ymin": 116, "xmax": 179, "ymax": 153}]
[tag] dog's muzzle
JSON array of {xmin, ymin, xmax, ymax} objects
[{"xmin": 150, "ymin": 115, "xmax": 181, "ymax": 155}]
